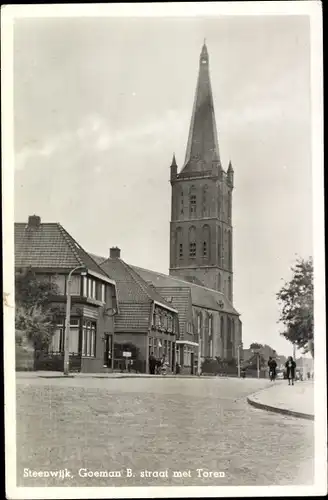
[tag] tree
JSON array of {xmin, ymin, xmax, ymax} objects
[
  {"xmin": 250, "ymin": 343, "xmax": 263, "ymax": 350},
  {"xmin": 277, "ymin": 257, "xmax": 314, "ymax": 357},
  {"xmin": 15, "ymin": 268, "xmax": 60, "ymax": 350}
]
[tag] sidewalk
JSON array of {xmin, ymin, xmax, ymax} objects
[
  {"xmin": 15, "ymin": 371, "xmax": 203, "ymax": 379},
  {"xmin": 247, "ymin": 380, "xmax": 314, "ymax": 420}
]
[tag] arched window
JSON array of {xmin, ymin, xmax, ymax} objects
[
  {"xmin": 218, "ymin": 226, "xmax": 222, "ymax": 263},
  {"xmin": 217, "ymin": 272, "xmax": 222, "ymax": 291},
  {"xmin": 202, "ymin": 225, "xmax": 210, "ymax": 259},
  {"xmin": 177, "ymin": 187, "xmax": 184, "ymax": 218},
  {"xmin": 220, "ymin": 315, "xmax": 225, "ymax": 356},
  {"xmin": 228, "ymin": 276, "xmax": 232, "ymax": 301},
  {"xmin": 231, "ymin": 318, "xmax": 235, "ymax": 356},
  {"xmin": 217, "ymin": 186, "xmax": 221, "ymax": 218},
  {"xmin": 227, "ymin": 318, "xmax": 231, "ymax": 359},
  {"xmin": 176, "ymin": 227, "xmax": 183, "ymax": 261},
  {"xmin": 228, "ymin": 191, "xmax": 232, "ymax": 222},
  {"xmin": 208, "ymin": 314, "xmax": 213, "ymax": 357},
  {"xmin": 228, "ymin": 231, "xmax": 232, "ymax": 270},
  {"xmin": 189, "ymin": 186, "xmax": 197, "ymax": 217},
  {"xmin": 202, "ymin": 185, "xmax": 209, "ymax": 217},
  {"xmin": 189, "ymin": 226, "xmax": 196, "ymax": 258}
]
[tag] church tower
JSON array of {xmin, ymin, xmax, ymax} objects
[{"xmin": 169, "ymin": 42, "xmax": 234, "ymax": 301}]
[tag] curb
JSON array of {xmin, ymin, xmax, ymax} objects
[{"xmin": 247, "ymin": 395, "xmax": 314, "ymax": 421}]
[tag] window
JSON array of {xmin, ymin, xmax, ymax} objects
[
  {"xmin": 83, "ymin": 276, "xmax": 88, "ymax": 297},
  {"xmin": 101, "ymin": 283, "xmax": 106, "ymax": 303},
  {"xmin": 83, "ymin": 277, "xmax": 98, "ymax": 300},
  {"xmin": 228, "ymin": 276, "xmax": 232, "ymax": 301},
  {"xmin": 189, "ymin": 242, "xmax": 196, "ymax": 258},
  {"xmin": 68, "ymin": 318, "xmax": 80, "ymax": 354},
  {"xmin": 203, "ymin": 241, "xmax": 207, "ymax": 257},
  {"xmin": 70, "ymin": 275, "xmax": 81, "ymax": 296},
  {"xmin": 50, "ymin": 319, "xmax": 64, "ymax": 353},
  {"xmin": 228, "ymin": 192, "xmax": 232, "ymax": 222},
  {"xmin": 202, "ymin": 185, "xmax": 208, "ymax": 217},
  {"xmin": 180, "ymin": 193, "xmax": 184, "ymax": 215},
  {"xmin": 82, "ymin": 320, "xmax": 96, "ymax": 357},
  {"xmin": 168, "ymin": 315, "xmax": 172, "ymax": 332},
  {"xmin": 209, "ymin": 339, "xmax": 213, "ymax": 358},
  {"xmin": 189, "ymin": 186, "xmax": 197, "ymax": 217},
  {"xmin": 176, "ymin": 227, "xmax": 183, "ymax": 262},
  {"xmin": 197, "ymin": 315, "xmax": 201, "ymax": 334},
  {"xmin": 52, "ymin": 275, "xmax": 66, "ymax": 294},
  {"xmin": 190, "ymin": 195, "xmax": 196, "ymax": 215}
]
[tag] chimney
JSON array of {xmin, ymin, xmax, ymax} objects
[
  {"xmin": 28, "ymin": 215, "xmax": 41, "ymax": 228},
  {"xmin": 110, "ymin": 247, "xmax": 121, "ymax": 259}
]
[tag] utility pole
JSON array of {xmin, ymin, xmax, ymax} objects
[
  {"xmin": 64, "ymin": 266, "xmax": 87, "ymax": 376},
  {"xmin": 257, "ymin": 353, "xmax": 260, "ymax": 379},
  {"xmin": 197, "ymin": 333, "xmax": 201, "ymax": 376},
  {"xmin": 237, "ymin": 344, "xmax": 240, "ymax": 378}
]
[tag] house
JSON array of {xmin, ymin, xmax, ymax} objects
[
  {"xmin": 15, "ymin": 215, "xmax": 118, "ymax": 373},
  {"xmin": 91, "ymin": 250, "xmax": 242, "ymax": 373},
  {"xmin": 92, "ymin": 248, "xmax": 179, "ymax": 373},
  {"xmin": 133, "ymin": 266, "xmax": 242, "ymax": 365}
]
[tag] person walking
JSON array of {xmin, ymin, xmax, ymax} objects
[
  {"xmin": 268, "ymin": 356, "xmax": 277, "ymax": 381},
  {"xmin": 149, "ymin": 352, "xmax": 156, "ymax": 375},
  {"xmin": 285, "ymin": 356, "xmax": 296, "ymax": 385}
]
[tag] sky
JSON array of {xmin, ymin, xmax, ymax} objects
[{"xmin": 13, "ymin": 14, "xmax": 313, "ymax": 356}]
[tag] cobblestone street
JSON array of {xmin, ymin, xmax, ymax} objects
[{"xmin": 16, "ymin": 376, "xmax": 314, "ymax": 487}]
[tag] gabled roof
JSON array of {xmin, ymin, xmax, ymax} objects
[
  {"xmin": 132, "ymin": 266, "xmax": 240, "ymax": 316},
  {"xmin": 15, "ymin": 222, "xmax": 111, "ymax": 281},
  {"xmin": 97, "ymin": 257, "xmax": 177, "ymax": 333},
  {"xmin": 99, "ymin": 257, "xmax": 176, "ymax": 311}
]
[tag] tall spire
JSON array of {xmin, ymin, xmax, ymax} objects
[{"xmin": 182, "ymin": 41, "xmax": 221, "ymax": 173}]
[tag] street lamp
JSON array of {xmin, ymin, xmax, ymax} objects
[{"xmin": 63, "ymin": 265, "xmax": 87, "ymax": 376}]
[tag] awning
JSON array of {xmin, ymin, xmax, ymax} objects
[{"xmin": 176, "ymin": 340, "xmax": 199, "ymax": 347}]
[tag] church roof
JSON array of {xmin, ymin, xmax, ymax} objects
[
  {"xmin": 89, "ymin": 251, "xmax": 239, "ymax": 317},
  {"xmin": 181, "ymin": 41, "xmax": 221, "ymax": 174},
  {"xmin": 132, "ymin": 266, "xmax": 240, "ymax": 316}
]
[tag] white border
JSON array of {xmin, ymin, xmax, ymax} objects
[{"xmin": 2, "ymin": 2, "xmax": 326, "ymax": 499}]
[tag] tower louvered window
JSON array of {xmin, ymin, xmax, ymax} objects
[
  {"xmin": 190, "ymin": 195, "xmax": 196, "ymax": 215},
  {"xmin": 189, "ymin": 242, "xmax": 196, "ymax": 258},
  {"xmin": 203, "ymin": 241, "xmax": 207, "ymax": 257}
]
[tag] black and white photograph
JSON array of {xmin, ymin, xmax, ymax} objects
[{"xmin": 2, "ymin": 2, "xmax": 326, "ymax": 498}]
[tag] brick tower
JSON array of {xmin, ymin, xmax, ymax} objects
[{"xmin": 169, "ymin": 41, "xmax": 234, "ymax": 301}]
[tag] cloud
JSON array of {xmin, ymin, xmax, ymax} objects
[{"xmin": 15, "ymin": 109, "xmax": 188, "ymax": 170}]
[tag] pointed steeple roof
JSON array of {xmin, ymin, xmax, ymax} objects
[
  {"xmin": 227, "ymin": 160, "xmax": 233, "ymax": 171},
  {"xmin": 171, "ymin": 153, "xmax": 177, "ymax": 167},
  {"xmin": 181, "ymin": 41, "xmax": 221, "ymax": 174}
]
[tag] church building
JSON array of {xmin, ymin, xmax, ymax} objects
[
  {"xmin": 91, "ymin": 41, "xmax": 242, "ymax": 374},
  {"xmin": 170, "ymin": 41, "xmax": 234, "ymax": 300}
]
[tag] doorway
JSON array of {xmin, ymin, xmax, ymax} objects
[{"xmin": 190, "ymin": 352, "xmax": 194, "ymax": 375}]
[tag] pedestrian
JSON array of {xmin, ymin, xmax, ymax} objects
[
  {"xmin": 268, "ymin": 356, "xmax": 277, "ymax": 382},
  {"xmin": 285, "ymin": 356, "xmax": 296, "ymax": 386},
  {"xmin": 149, "ymin": 352, "xmax": 156, "ymax": 375}
]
